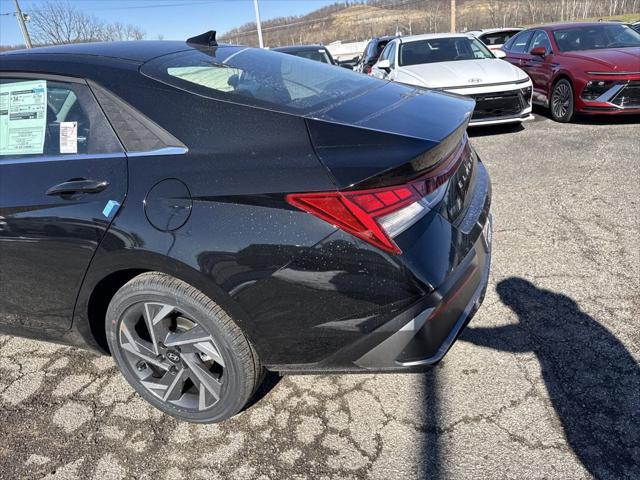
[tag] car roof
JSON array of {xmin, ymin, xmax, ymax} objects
[
  {"xmin": 533, "ymin": 21, "xmax": 628, "ymax": 31},
  {"xmin": 371, "ymin": 36, "xmax": 397, "ymax": 43},
  {"xmin": 0, "ymin": 40, "xmax": 193, "ymax": 63},
  {"xmin": 399, "ymin": 33, "xmax": 473, "ymax": 43}
]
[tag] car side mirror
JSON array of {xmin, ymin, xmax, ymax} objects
[
  {"xmin": 493, "ymin": 49, "xmax": 507, "ymax": 59},
  {"xmin": 530, "ymin": 46, "xmax": 547, "ymax": 57},
  {"xmin": 377, "ymin": 59, "xmax": 391, "ymax": 72}
]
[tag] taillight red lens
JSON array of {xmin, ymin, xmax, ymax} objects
[{"xmin": 287, "ymin": 137, "xmax": 470, "ymax": 254}]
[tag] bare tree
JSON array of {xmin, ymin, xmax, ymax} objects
[
  {"xmin": 29, "ymin": 0, "xmax": 145, "ymax": 45},
  {"xmin": 102, "ymin": 22, "xmax": 145, "ymax": 42}
]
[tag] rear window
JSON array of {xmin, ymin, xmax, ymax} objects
[
  {"xmin": 142, "ymin": 46, "xmax": 381, "ymax": 115},
  {"xmin": 286, "ymin": 49, "xmax": 333, "ymax": 64},
  {"xmin": 479, "ymin": 30, "xmax": 521, "ymax": 46}
]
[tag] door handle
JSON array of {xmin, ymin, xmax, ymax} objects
[{"xmin": 46, "ymin": 179, "xmax": 109, "ymax": 196}]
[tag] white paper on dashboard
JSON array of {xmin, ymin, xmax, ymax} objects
[
  {"xmin": 59, "ymin": 121, "xmax": 78, "ymax": 154},
  {"xmin": 0, "ymin": 80, "xmax": 47, "ymax": 155}
]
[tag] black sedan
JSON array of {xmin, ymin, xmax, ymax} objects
[{"xmin": 0, "ymin": 32, "xmax": 492, "ymax": 423}]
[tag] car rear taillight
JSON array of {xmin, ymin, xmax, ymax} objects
[{"xmin": 287, "ymin": 138, "xmax": 470, "ymax": 254}]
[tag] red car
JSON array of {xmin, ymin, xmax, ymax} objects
[{"xmin": 501, "ymin": 22, "xmax": 640, "ymax": 122}]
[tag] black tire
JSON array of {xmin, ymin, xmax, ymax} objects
[
  {"xmin": 550, "ymin": 78, "xmax": 575, "ymax": 123},
  {"xmin": 106, "ymin": 272, "xmax": 262, "ymax": 423}
]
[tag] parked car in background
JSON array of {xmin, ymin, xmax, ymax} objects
[
  {"xmin": 272, "ymin": 44, "xmax": 336, "ymax": 65},
  {"xmin": 355, "ymin": 35, "xmax": 397, "ymax": 74},
  {"xmin": 500, "ymin": 22, "xmax": 640, "ymax": 122},
  {"xmin": 336, "ymin": 56, "xmax": 360, "ymax": 70},
  {"xmin": 631, "ymin": 21, "xmax": 640, "ymax": 34},
  {"xmin": 0, "ymin": 31, "xmax": 492, "ymax": 423},
  {"xmin": 470, "ymin": 27, "xmax": 523, "ymax": 52},
  {"xmin": 371, "ymin": 33, "xmax": 533, "ymax": 126}
]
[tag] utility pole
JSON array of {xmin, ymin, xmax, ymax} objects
[
  {"xmin": 253, "ymin": 0, "xmax": 264, "ymax": 48},
  {"xmin": 450, "ymin": 0, "xmax": 456, "ymax": 33},
  {"xmin": 13, "ymin": 0, "xmax": 32, "ymax": 48}
]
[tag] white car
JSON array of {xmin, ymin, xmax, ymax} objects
[
  {"xmin": 469, "ymin": 28, "xmax": 523, "ymax": 52},
  {"xmin": 371, "ymin": 33, "xmax": 533, "ymax": 126}
]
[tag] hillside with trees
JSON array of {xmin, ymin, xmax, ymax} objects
[{"xmin": 220, "ymin": 0, "xmax": 640, "ymax": 47}]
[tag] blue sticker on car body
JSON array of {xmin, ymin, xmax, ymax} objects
[{"xmin": 102, "ymin": 200, "xmax": 120, "ymax": 218}]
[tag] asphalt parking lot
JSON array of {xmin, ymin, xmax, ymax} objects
[{"xmin": 0, "ymin": 110, "xmax": 638, "ymax": 480}]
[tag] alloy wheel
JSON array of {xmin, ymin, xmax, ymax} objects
[
  {"xmin": 551, "ymin": 82, "xmax": 571, "ymax": 120},
  {"xmin": 118, "ymin": 302, "xmax": 225, "ymax": 411}
]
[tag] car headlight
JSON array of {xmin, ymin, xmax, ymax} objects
[
  {"xmin": 520, "ymin": 86, "xmax": 532, "ymax": 104},
  {"xmin": 581, "ymin": 80, "xmax": 619, "ymax": 100}
]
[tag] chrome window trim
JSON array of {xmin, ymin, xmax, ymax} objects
[
  {"xmin": 0, "ymin": 152, "xmax": 126, "ymax": 166},
  {"xmin": 0, "ymin": 147, "xmax": 188, "ymax": 165},
  {"xmin": 127, "ymin": 146, "xmax": 189, "ymax": 157}
]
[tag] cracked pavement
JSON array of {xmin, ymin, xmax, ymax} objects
[{"xmin": 1, "ymin": 111, "xmax": 638, "ymax": 479}]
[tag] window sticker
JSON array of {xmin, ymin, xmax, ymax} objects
[
  {"xmin": 0, "ymin": 80, "xmax": 48, "ymax": 155},
  {"xmin": 59, "ymin": 121, "xmax": 78, "ymax": 154}
]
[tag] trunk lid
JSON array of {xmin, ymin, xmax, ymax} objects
[{"xmin": 305, "ymin": 81, "xmax": 475, "ymax": 190}]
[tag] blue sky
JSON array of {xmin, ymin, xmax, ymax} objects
[{"xmin": 0, "ymin": 0, "xmax": 339, "ymax": 45}]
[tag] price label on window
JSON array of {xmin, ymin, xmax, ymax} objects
[
  {"xmin": 0, "ymin": 80, "xmax": 47, "ymax": 156},
  {"xmin": 59, "ymin": 121, "xmax": 78, "ymax": 154}
]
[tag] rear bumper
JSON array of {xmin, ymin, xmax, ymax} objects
[
  {"xmin": 273, "ymin": 160, "xmax": 492, "ymax": 374},
  {"xmin": 355, "ymin": 214, "xmax": 491, "ymax": 371}
]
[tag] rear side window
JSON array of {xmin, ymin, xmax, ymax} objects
[
  {"xmin": 0, "ymin": 78, "xmax": 122, "ymax": 159},
  {"xmin": 142, "ymin": 46, "xmax": 381, "ymax": 115},
  {"xmin": 505, "ymin": 30, "xmax": 533, "ymax": 53}
]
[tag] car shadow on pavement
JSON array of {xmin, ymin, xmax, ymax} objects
[
  {"xmin": 244, "ymin": 371, "xmax": 282, "ymax": 411},
  {"xmin": 460, "ymin": 277, "xmax": 640, "ymax": 479}
]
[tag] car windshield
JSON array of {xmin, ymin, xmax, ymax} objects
[
  {"xmin": 553, "ymin": 24, "xmax": 640, "ymax": 51},
  {"xmin": 399, "ymin": 37, "xmax": 494, "ymax": 66},
  {"xmin": 141, "ymin": 45, "xmax": 381, "ymax": 114}
]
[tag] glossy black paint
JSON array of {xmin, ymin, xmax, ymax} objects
[{"xmin": 0, "ymin": 41, "xmax": 490, "ymax": 372}]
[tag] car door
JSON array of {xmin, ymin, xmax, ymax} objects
[
  {"xmin": 0, "ymin": 75, "xmax": 127, "ymax": 331},
  {"xmin": 502, "ymin": 30, "xmax": 534, "ymax": 69},
  {"xmin": 522, "ymin": 30, "xmax": 555, "ymax": 104}
]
